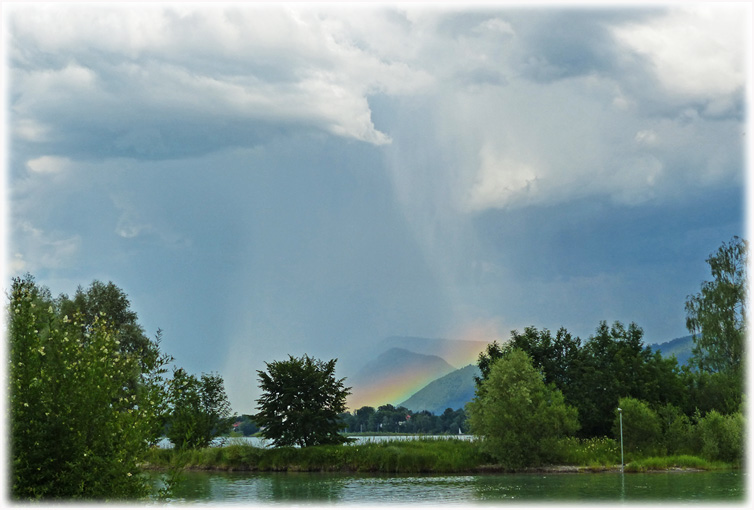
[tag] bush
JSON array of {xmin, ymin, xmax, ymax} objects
[
  {"xmin": 614, "ymin": 397, "xmax": 662, "ymax": 456},
  {"xmin": 657, "ymin": 403, "xmax": 694, "ymax": 455},
  {"xmin": 696, "ymin": 410, "xmax": 744, "ymax": 463},
  {"xmin": 467, "ymin": 349, "xmax": 579, "ymax": 469},
  {"xmin": 8, "ymin": 276, "xmax": 168, "ymax": 500}
]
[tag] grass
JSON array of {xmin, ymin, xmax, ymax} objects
[
  {"xmin": 144, "ymin": 438, "xmax": 739, "ymax": 474},
  {"xmin": 145, "ymin": 439, "xmax": 488, "ymax": 474},
  {"xmin": 624, "ymin": 455, "xmax": 734, "ymax": 472},
  {"xmin": 548, "ymin": 436, "xmax": 620, "ymax": 467}
]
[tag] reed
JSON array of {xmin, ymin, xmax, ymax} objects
[
  {"xmin": 144, "ymin": 439, "xmax": 487, "ymax": 473},
  {"xmin": 624, "ymin": 455, "xmax": 732, "ymax": 472},
  {"xmin": 143, "ymin": 439, "xmax": 737, "ymax": 474}
]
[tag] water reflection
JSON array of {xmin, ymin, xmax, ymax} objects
[{"xmin": 157, "ymin": 470, "xmax": 744, "ymax": 504}]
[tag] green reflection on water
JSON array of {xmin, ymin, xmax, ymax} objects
[{"xmin": 153, "ymin": 470, "xmax": 745, "ymax": 504}]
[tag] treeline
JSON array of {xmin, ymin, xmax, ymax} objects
[
  {"xmin": 468, "ymin": 237, "xmax": 746, "ymax": 469},
  {"xmin": 339, "ymin": 405, "xmax": 467, "ymax": 434}
]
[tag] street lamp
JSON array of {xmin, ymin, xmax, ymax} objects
[{"xmin": 618, "ymin": 407, "xmax": 624, "ymax": 472}]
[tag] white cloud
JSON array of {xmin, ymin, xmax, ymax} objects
[
  {"xmin": 465, "ymin": 145, "xmax": 541, "ymax": 211},
  {"xmin": 26, "ymin": 156, "xmax": 71, "ymax": 174},
  {"xmin": 612, "ymin": 5, "xmax": 746, "ymax": 100},
  {"xmin": 11, "ymin": 221, "xmax": 81, "ymax": 272},
  {"xmin": 8, "ymin": 4, "xmax": 442, "ymax": 155},
  {"xmin": 634, "ymin": 129, "xmax": 658, "ymax": 146}
]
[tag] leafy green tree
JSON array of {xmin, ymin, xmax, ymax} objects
[
  {"xmin": 354, "ymin": 406, "xmax": 376, "ymax": 432},
  {"xmin": 56, "ymin": 280, "xmax": 154, "ymax": 361},
  {"xmin": 476, "ymin": 322, "xmax": 685, "ymax": 438},
  {"xmin": 680, "ymin": 368, "xmax": 742, "ymax": 416},
  {"xmin": 613, "ymin": 397, "xmax": 662, "ymax": 456},
  {"xmin": 474, "ymin": 340, "xmax": 505, "ymax": 388},
  {"xmin": 696, "ymin": 410, "xmax": 745, "ymax": 463},
  {"xmin": 8, "ymin": 274, "xmax": 169, "ymax": 500},
  {"xmin": 685, "ymin": 236, "xmax": 747, "ymax": 374},
  {"xmin": 467, "ymin": 349, "xmax": 579, "ymax": 469},
  {"xmin": 475, "ymin": 327, "xmax": 581, "ymax": 392},
  {"xmin": 254, "ymin": 354, "xmax": 351, "ymax": 447},
  {"xmin": 55, "ymin": 280, "xmax": 173, "ymax": 445},
  {"xmin": 657, "ymin": 403, "xmax": 694, "ymax": 455},
  {"xmin": 166, "ymin": 368, "xmax": 233, "ymax": 449},
  {"xmin": 574, "ymin": 321, "xmax": 684, "ymax": 437}
]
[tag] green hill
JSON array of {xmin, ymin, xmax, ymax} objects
[
  {"xmin": 649, "ymin": 335, "xmax": 694, "ymax": 366},
  {"xmin": 399, "ymin": 364, "xmax": 481, "ymax": 415},
  {"xmin": 347, "ymin": 347, "xmax": 456, "ymax": 409}
]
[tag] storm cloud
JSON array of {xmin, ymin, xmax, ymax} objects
[{"xmin": 5, "ymin": 4, "xmax": 747, "ymax": 412}]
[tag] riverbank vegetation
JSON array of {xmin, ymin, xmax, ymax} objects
[{"xmin": 143, "ymin": 436, "xmax": 739, "ymax": 474}]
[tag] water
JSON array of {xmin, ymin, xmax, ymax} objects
[{"xmin": 153, "ymin": 470, "xmax": 744, "ymax": 504}]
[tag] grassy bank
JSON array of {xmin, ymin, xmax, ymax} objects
[
  {"xmin": 145, "ymin": 438, "xmax": 486, "ymax": 474},
  {"xmin": 144, "ymin": 438, "xmax": 737, "ymax": 474},
  {"xmin": 624, "ymin": 455, "xmax": 735, "ymax": 472}
]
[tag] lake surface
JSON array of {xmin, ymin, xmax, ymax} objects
[{"xmin": 153, "ymin": 470, "xmax": 745, "ymax": 504}]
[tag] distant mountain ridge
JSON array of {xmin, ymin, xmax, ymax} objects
[
  {"xmin": 649, "ymin": 335, "xmax": 694, "ymax": 366},
  {"xmin": 399, "ymin": 364, "xmax": 480, "ymax": 415},
  {"xmin": 377, "ymin": 336, "xmax": 488, "ymax": 367},
  {"xmin": 347, "ymin": 347, "xmax": 456, "ymax": 409}
]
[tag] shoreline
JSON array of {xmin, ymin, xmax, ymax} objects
[{"xmin": 141, "ymin": 462, "xmax": 711, "ymax": 475}]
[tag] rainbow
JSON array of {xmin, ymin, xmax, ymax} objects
[{"xmin": 346, "ymin": 337, "xmax": 494, "ymax": 411}]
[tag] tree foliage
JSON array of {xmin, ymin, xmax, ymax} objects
[
  {"xmin": 613, "ymin": 397, "xmax": 662, "ymax": 455},
  {"xmin": 467, "ymin": 349, "xmax": 579, "ymax": 469},
  {"xmin": 254, "ymin": 354, "xmax": 350, "ymax": 447},
  {"xmin": 8, "ymin": 275, "xmax": 170, "ymax": 500},
  {"xmin": 475, "ymin": 322, "xmax": 684, "ymax": 438},
  {"xmin": 685, "ymin": 236, "xmax": 747, "ymax": 374},
  {"xmin": 166, "ymin": 369, "xmax": 233, "ymax": 449}
]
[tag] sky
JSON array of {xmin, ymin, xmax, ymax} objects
[{"xmin": 3, "ymin": 2, "xmax": 750, "ymax": 413}]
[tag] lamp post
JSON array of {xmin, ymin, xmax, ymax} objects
[{"xmin": 618, "ymin": 407, "xmax": 624, "ymax": 472}]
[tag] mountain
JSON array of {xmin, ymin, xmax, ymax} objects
[
  {"xmin": 399, "ymin": 364, "xmax": 481, "ymax": 415},
  {"xmin": 347, "ymin": 347, "xmax": 456, "ymax": 410},
  {"xmin": 377, "ymin": 336, "xmax": 489, "ymax": 367},
  {"xmin": 649, "ymin": 335, "xmax": 694, "ymax": 366}
]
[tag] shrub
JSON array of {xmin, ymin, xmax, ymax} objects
[
  {"xmin": 614, "ymin": 397, "xmax": 662, "ymax": 456},
  {"xmin": 657, "ymin": 403, "xmax": 694, "ymax": 455},
  {"xmin": 467, "ymin": 349, "xmax": 579, "ymax": 469},
  {"xmin": 696, "ymin": 410, "xmax": 744, "ymax": 463},
  {"xmin": 8, "ymin": 276, "xmax": 169, "ymax": 500}
]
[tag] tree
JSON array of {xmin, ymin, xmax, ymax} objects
[
  {"xmin": 475, "ymin": 327, "xmax": 581, "ymax": 391},
  {"xmin": 573, "ymin": 321, "xmax": 684, "ymax": 437},
  {"xmin": 56, "ymin": 280, "xmax": 154, "ymax": 361},
  {"xmin": 475, "ymin": 322, "xmax": 684, "ymax": 438},
  {"xmin": 466, "ymin": 349, "xmax": 579, "ymax": 469},
  {"xmin": 254, "ymin": 354, "xmax": 350, "ymax": 447},
  {"xmin": 8, "ymin": 274, "xmax": 169, "ymax": 500},
  {"xmin": 474, "ymin": 340, "xmax": 505, "ymax": 389},
  {"xmin": 55, "ymin": 280, "xmax": 173, "ymax": 445},
  {"xmin": 166, "ymin": 368, "xmax": 233, "ymax": 449},
  {"xmin": 613, "ymin": 397, "xmax": 662, "ymax": 456},
  {"xmin": 685, "ymin": 236, "xmax": 747, "ymax": 374}
]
